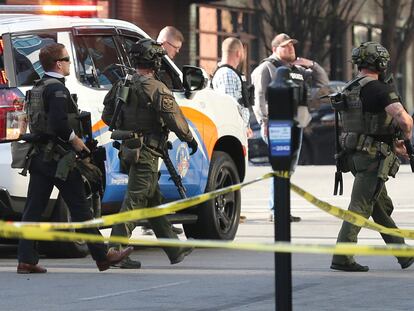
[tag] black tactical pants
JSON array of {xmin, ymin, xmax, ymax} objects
[
  {"xmin": 110, "ymin": 148, "xmax": 182, "ymax": 261},
  {"xmin": 18, "ymin": 152, "xmax": 107, "ymax": 264}
]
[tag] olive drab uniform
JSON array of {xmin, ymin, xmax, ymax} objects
[
  {"xmin": 106, "ymin": 73, "xmax": 194, "ymax": 262},
  {"xmin": 331, "ymin": 76, "xmax": 407, "ymax": 266},
  {"xmin": 18, "ymin": 75, "xmax": 108, "ymax": 266}
]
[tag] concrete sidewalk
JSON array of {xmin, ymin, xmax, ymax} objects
[{"xmin": 238, "ymin": 164, "xmax": 414, "ymax": 310}]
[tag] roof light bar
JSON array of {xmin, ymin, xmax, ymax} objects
[{"xmin": 0, "ymin": 5, "xmax": 101, "ymax": 13}]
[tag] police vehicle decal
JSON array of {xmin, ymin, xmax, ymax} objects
[{"xmin": 93, "ymin": 114, "xmax": 211, "ymax": 202}]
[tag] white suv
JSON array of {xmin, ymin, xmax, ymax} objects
[{"xmin": 0, "ymin": 14, "xmax": 247, "ymax": 257}]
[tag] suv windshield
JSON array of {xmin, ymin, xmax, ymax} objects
[{"xmin": 12, "ymin": 33, "xmax": 57, "ymax": 86}]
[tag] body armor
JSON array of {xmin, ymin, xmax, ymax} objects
[
  {"xmin": 116, "ymin": 74, "xmax": 162, "ymax": 134},
  {"xmin": 341, "ymin": 76, "xmax": 395, "ymax": 136},
  {"xmin": 264, "ymin": 57, "xmax": 309, "ymax": 105},
  {"xmin": 212, "ymin": 64, "xmax": 254, "ymax": 108},
  {"xmin": 27, "ymin": 78, "xmax": 82, "ymax": 137}
]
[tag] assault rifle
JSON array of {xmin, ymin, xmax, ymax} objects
[
  {"xmin": 78, "ymin": 111, "xmax": 106, "ymax": 163},
  {"xmin": 163, "ymin": 141, "xmax": 187, "ymax": 199},
  {"xmin": 381, "ymin": 74, "xmax": 414, "ymax": 172},
  {"xmin": 321, "ymin": 92, "xmax": 346, "ymax": 195},
  {"xmin": 108, "ymin": 65, "xmax": 135, "ymax": 131},
  {"xmin": 403, "ymin": 139, "xmax": 414, "ymax": 172}
]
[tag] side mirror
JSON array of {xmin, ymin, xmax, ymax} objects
[{"xmin": 182, "ymin": 65, "xmax": 208, "ymax": 98}]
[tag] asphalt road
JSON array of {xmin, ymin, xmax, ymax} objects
[{"xmin": 1, "ymin": 164, "xmax": 414, "ymax": 311}]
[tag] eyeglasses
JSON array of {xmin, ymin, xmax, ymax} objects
[
  {"xmin": 165, "ymin": 41, "xmax": 181, "ymax": 51},
  {"xmin": 55, "ymin": 56, "xmax": 70, "ymax": 62}
]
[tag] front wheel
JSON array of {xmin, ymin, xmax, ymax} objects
[{"xmin": 184, "ymin": 151, "xmax": 241, "ymax": 240}]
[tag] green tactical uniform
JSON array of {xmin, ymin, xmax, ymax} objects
[
  {"xmin": 331, "ymin": 76, "xmax": 409, "ymax": 268},
  {"xmin": 330, "ymin": 41, "xmax": 414, "ymax": 272},
  {"xmin": 107, "ymin": 73, "xmax": 194, "ymax": 262}
]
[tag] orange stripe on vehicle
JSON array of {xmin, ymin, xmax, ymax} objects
[
  {"xmin": 92, "ymin": 119, "xmax": 107, "ymax": 133},
  {"xmin": 181, "ymin": 107, "xmax": 217, "ymax": 160}
]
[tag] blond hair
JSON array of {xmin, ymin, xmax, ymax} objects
[
  {"xmin": 157, "ymin": 26, "xmax": 184, "ymax": 43},
  {"xmin": 221, "ymin": 37, "xmax": 243, "ymax": 56}
]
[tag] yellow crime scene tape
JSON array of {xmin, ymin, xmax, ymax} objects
[
  {"xmin": 290, "ymin": 183, "xmax": 414, "ymax": 240},
  {"xmin": 1, "ymin": 171, "xmax": 414, "ymax": 257},
  {"xmin": 5, "ymin": 172, "xmax": 284, "ymax": 230},
  {"xmin": 2, "ymin": 218, "xmax": 414, "ymax": 257}
]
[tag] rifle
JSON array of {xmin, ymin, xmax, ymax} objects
[
  {"xmin": 404, "ymin": 139, "xmax": 414, "ymax": 172},
  {"xmin": 108, "ymin": 65, "xmax": 135, "ymax": 131},
  {"xmin": 0, "ymin": 133, "xmax": 44, "ymax": 144},
  {"xmin": 322, "ymin": 92, "xmax": 346, "ymax": 195},
  {"xmin": 381, "ymin": 74, "xmax": 414, "ymax": 172},
  {"xmin": 163, "ymin": 141, "xmax": 187, "ymax": 199},
  {"xmin": 78, "ymin": 111, "xmax": 106, "ymax": 163}
]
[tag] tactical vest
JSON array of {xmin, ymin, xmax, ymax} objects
[
  {"xmin": 116, "ymin": 74, "xmax": 161, "ymax": 133},
  {"xmin": 27, "ymin": 78, "xmax": 82, "ymax": 137},
  {"xmin": 263, "ymin": 58, "xmax": 308, "ymax": 104},
  {"xmin": 341, "ymin": 76, "xmax": 395, "ymax": 136},
  {"xmin": 211, "ymin": 64, "xmax": 254, "ymax": 107}
]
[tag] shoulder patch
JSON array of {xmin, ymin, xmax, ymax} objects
[
  {"xmin": 54, "ymin": 90, "xmax": 67, "ymax": 98},
  {"xmin": 388, "ymin": 91, "xmax": 399, "ymax": 101},
  {"xmin": 161, "ymin": 95, "xmax": 175, "ymax": 112}
]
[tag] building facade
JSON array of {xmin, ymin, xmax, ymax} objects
[{"xmin": 3, "ymin": 0, "xmax": 414, "ymax": 111}]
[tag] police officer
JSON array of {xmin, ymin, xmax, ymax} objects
[
  {"xmin": 102, "ymin": 38, "xmax": 198, "ymax": 269},
  {"xmin": 251, "ymin": 33, "xmax": 319, "ymax": 223},
  {"xmin": 330, "ymin": 41, "xmax": 414, "ymax": 272},
  {"xmin": 17, "ymin": 43, "xmax": 133, "ymax": 274}
]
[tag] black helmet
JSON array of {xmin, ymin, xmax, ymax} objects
[
  {"xmin": 129, "ymin": 38, "xmax": 166, "ymax": 69},
  {"xmin": 351, "ymin": 41, "xmax": 390, "ymax": 72}
]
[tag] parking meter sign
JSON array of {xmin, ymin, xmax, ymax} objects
[{"xmin": 269, "ymin": 120, "xmax": 292, "ymax": 157}]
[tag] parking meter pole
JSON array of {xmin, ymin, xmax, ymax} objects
[
  {"xmin": 267, "ymin": 66, "xmax": 302, "ymax": 311},
  {"xmin": 274, "ymin": 175, "xmax": 291, "ymax": 311}
]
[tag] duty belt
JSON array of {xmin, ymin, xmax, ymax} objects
[{"xmin": 340, "ymin": 132, "xmax": 393, "ymax": 155}]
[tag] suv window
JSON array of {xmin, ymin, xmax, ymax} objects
[
  {"xmin": 73, "ymin": 35, "xmax": 123, "ymax": 89},
  {"xmin": 120, "ymin": 35, "xmax": 183, "ymax": 90},
  {"xmin": 11, "ymin": 33, "xmax": 57, "ymax": 86}
]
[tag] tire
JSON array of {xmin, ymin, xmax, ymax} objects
[
  {"xmin": 38, "ymin": 195, "xmax": 89, "ymax": 258},
  {"xmin": 183, "ymin": 151, "xmax": 241, "ymax": 240}
]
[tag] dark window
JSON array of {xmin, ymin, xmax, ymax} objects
[
  {"xmin": 11, "ymin": 33, "xmax": 57, "ymax": 86},
  {"xmin": 73, "ymin": 35, "xmax": 123, "ymax": 89}
]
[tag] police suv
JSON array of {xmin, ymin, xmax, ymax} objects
[{"xmin": 0, "ymin": 14, "xmax": 248, "ymax": 257}]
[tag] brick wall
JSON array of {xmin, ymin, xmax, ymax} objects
[{"xmin": 115, "ymin": 0, "xmax": 191, "ymax": 67}]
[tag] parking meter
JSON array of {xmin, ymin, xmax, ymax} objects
[
  {"xmin": 267, "ymin": 65, "xmax": 305, "ymax": 311},
  {"xmin": 267, "ymin": 66, "xmax": 303, "ymax": 172}
]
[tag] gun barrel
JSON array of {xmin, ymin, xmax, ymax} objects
[
  {"xmin": 162, "ymin": 146, "xmax": 187, "ymax": 199},
  {"xmin": 404, "ymin": 140, "xmax": 414, "ymax": 172}
]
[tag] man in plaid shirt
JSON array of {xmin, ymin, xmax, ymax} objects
[{"xmin": 211, "ymin": 37, "xmax": 252, "ymax": 136}]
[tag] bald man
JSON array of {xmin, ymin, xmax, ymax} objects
[
  {"xmin": 157, "ymin": 26, "xmax": 184, "ymax": 60},
  {"xmin": 211, "ymin": 37, "xmax": 252, "ymax": 134}
]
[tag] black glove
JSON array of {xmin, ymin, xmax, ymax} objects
[{"xmin": 188, "ymin": 138, "xmax": 198, "ymax": 156}]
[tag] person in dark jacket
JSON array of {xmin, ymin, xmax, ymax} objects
[{"xmin": 17, "ymin": 43, "xmax": 132, "ymax": 274}]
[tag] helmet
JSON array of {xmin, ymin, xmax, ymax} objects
[
  {"xmin": 351, "ymin": 41, "xmax": 390, "ymax": 72},
  {"xmin": 129, "ymin": 38, "xmax": 166, "ymax": 69}
]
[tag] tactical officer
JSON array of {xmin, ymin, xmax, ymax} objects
[
  {"xmin": 17, "ymin": 43, "xmax": 132, "ymax": 274},
  {"xmin": 330, "ymin": 41, "xmax": 414, "ymax": 272},
  {"xmin": 102, "ymin": 38, "xmax": 198, "ymax": 269}
]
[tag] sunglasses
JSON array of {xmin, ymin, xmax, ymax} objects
[{"xmin": 55, "ymin": 56, "xmax": 70, "ymax": 62}]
